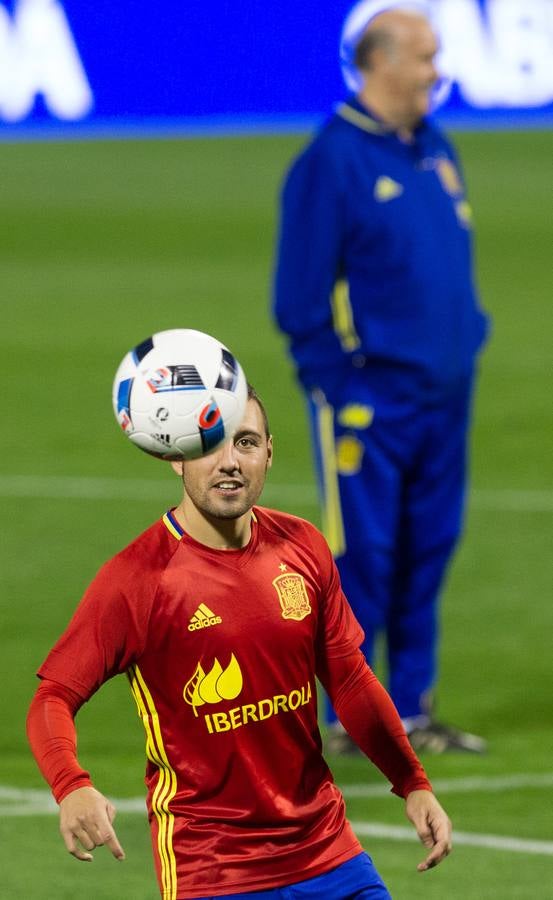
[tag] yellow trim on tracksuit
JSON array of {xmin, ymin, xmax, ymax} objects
[
  {"xmin": 331, "ymin": 279, "xmax": 361, "ymax": 352},
  {"xmin": 335, "ymin": 102, "xmax": 388, "ymax": 135},
  {"xmin": 316, "ymin": 398, "xmax": 346, "ymax": 558}
]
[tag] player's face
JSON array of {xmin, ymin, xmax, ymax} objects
[
  {"xmin": 175, "ymin": 398, "xmax": 273, "ymax": 522},
  {"xmin": 381, "ymin": 17, "xmax": 439, "ymax": 124}
]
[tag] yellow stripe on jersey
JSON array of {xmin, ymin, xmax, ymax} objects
[
  {"xmin": 128, "ymin": 665, "xmax": 178, "ymax": 900},
  {"xmin": 316, "ymin": 399, "xmax": 346, "ymax": 558},
  {"xmin": 331, "ymin": 279, "xmax": 361, "ymax": 352},
  {"xmin": 162, "ymin": 512, "xmax": 184, "ymax": 541}
]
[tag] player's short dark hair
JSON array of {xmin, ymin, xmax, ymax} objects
[
  {"xmin": 354, "ymin": 25, "xmax": 395, "ymax": 72},
  {"xmin": 247, "ymin": 384, "xmax": 270, "ymax": 438}
]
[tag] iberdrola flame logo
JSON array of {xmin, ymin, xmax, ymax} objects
[{"xmin": 183, "ymin": 654, "xmax": 243, "ymax": 717}]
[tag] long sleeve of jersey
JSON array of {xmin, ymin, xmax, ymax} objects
[
  {"xmin": 26, "ymin": 679, "xmax": 93, "ymax": 803},
  {"xmin": 318, "ymin": 649, "xmax": 431, "ymax": 798}
]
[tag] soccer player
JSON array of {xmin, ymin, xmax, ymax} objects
[
  {"xmin": 273, "ymin": 1, "xmax": 489, "ymax": 753},
  {"xmin": 27, "ymin": 386, "xmax": 452, "ymax": 898}
]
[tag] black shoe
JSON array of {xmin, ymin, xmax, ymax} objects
[
  {"xmin": 407, "ymin": 720, "xmax": 487, "ymax": 754},
  {"xmin": 324, "ymin": 726, "xmax": 360, "ymax": 755}
]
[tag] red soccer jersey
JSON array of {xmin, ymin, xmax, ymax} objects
[{"xmin": 38, "ymin": 507, "xmax": 366, "ymax": 899}]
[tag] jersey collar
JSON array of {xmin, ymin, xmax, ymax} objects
[
  {"xmin": 335, "ymin": 95, "xmax": 430, "ymax": 141},
  {"xmin": 162, "ymin": 507, "xmax": 258, "ymax": 544},
  {"xmin": 163, "ymin": 509, "xmax": 184, "ymax": 541},
  {"xmin": 335, "ymin": 99, "xmax": 390, "ymax": 135}
]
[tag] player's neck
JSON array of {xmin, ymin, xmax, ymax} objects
[{"xmin": 172, "ymin": 502, "xmax": 252, "ymax": 550}]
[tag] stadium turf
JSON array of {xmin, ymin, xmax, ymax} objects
[{"xmin": 1, "ymin": 130, "xmax": 552, "ymax": 898}]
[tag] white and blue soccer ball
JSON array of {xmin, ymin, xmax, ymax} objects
[{"xmin": 112, "ymin": 328, "xmax": 248, "ymax": 460}]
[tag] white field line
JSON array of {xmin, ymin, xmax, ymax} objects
[
  {"xmin": 342, "ymin": 772, "xmax": 553, "ymax": 798},
  {"xmin": 1, "ymin": 475, "xmax": 553, "ymax": 512},
  {"xmin": 2, "ymin": 774, "xmax": 553, "ymax": 857},
  {"xmin": 0, "ymin": 786, "xmax": 146, "ymax": 817},
  {"xmin": 351, "ymin": 822, "xmax": 553, "ymax": 856},
  {"xmin": 4, "ymin": 773, "xmax": 551, "ymax": 809},
  {"xmin": 0, "ymin": 475, "xmax": 315, "ymax": 505}
]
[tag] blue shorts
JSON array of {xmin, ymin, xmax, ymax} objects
[{"xmin": 194, "ymin": 850, "xmax": 392, "ymax": 899}]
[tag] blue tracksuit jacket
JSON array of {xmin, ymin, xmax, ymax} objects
[{"xmin": 274, "ymin": 96, "xmax": 488, "ymax": 406}]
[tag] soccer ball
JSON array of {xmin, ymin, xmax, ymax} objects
[{"xmin": 112, "ymin": 329, "xmax": 248, "ymax": 460}]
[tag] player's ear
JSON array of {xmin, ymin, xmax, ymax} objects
[
  {"xmin": 170, "ymin": 459, "xmax": 184, "ymax": 477},
  {"xmin": 266, "ymin": 435, "xmax": 273, "ymax": 470}
]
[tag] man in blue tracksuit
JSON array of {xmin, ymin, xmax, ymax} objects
[{"xmin": 273, "ymin": 1, "xmax": 489, "ymax": 752}]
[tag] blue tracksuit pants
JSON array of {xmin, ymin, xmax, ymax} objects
[
  {"xmin": 195, "ymin": 851, "xmax": 390, "ymax": 898},
  {"xmin": 308, "ymin": 378, "xmax": 474, "ymax": 721}
]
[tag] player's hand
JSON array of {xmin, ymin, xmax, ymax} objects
[
  {"xmin": 405, "ymin": 789, "xmax": 452, "ymax": 871},
  {"xmin": 59, "ymin": 786, "xmax": 125, "ymax": 862}
]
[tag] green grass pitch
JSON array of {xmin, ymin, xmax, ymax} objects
[{"xmin": 1, "ymin": 130, "xmax": 552, "ymax": 898}]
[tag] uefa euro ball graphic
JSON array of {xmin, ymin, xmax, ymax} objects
[{"xmin": 112, "ymin": 329, "xmax": 248, "ymax": 460}]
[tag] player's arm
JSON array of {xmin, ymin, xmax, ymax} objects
[
  {"xmin": 274, "ymin": 147, "xmax": 343, "ymax": 336},
  {"xmin": 273, "ymin": 146, "xmax": 355, "ymax": 399},
  {"xmin": 317, "ymin": 650, "xmax": 452, "ymax": 870},
  {"xmin": 26, "ymin": 679, "xmax": 125, "ymax": 862}
]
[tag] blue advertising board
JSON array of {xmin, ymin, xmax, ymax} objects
[{"xmin": 1, "ymin": 0, "xmax": 553, "ymax": 137}]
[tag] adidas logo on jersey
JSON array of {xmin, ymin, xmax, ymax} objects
[
  {"xmin": 374, "ymin": 175, "xmax": 403, "ymax": 202},
  {"xmin": 188, "ymin": 603, "xmax": 222, "ymax": 632}
]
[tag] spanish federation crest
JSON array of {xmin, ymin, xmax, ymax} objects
[{"xmin": 273, "ymin": 572, "xmax": 312, "ymax": 621}]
